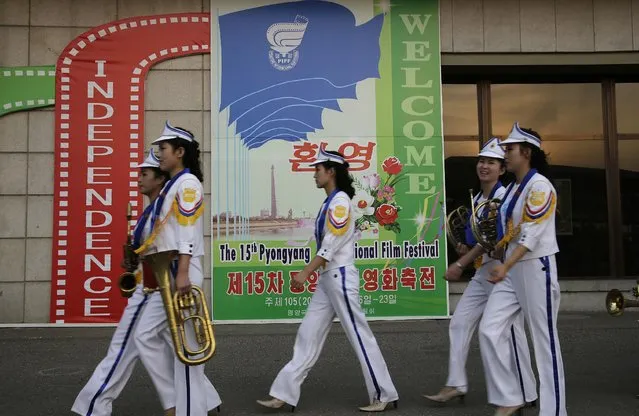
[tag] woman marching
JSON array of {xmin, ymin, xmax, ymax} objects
[
  {"xmin": 133, "ymin": 121, "xmax": 222, "ymax": 416},
  {"xmin": 423, "ymin": 138, "xmax": 537, "ymax": 409},
  {"xmin": 72, "ymin": 149, "xmax": 171, "ymax": 416},
  {"xmin": 257, "ymin": 148, "xmax": 399, "ymax": 412},
  {"xmin": 479, "ymin": 122, "xmax": 566, "ymax": 416}
]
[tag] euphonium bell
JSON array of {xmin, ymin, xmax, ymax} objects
[
  {"xmin": 605, "ymin": 288, "xmax": 639, "ymax": 317},
  {"xmin": 469, "ymin": 189, "xmax": 502, "ymax": 252},
  {"xmin": 119, "ymin": 203, "xmax": 139, "ymax": 298},
  {"xmin": 143, "ymin": 250, "xmax": 216, "ymax": 366}
]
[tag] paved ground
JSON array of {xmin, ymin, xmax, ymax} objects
[{"xmin": 1, "ymin": 312, "xmax": 639, "ymax": 415}]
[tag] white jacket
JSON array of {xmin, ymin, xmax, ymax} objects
[
  {"xmin": 315, "ymin": 190, "xmax": 356, "ymax": 272},
  {"xmin": 499, "ymin": 171, "xmax": 559, "ymax": 261},
  {"xmin": 135, "ymin": 170, "xmax": 205, "ymax": 282}
]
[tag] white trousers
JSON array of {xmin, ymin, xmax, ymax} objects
[
  {"xmin": 72, "ymin": 287, "xmax": 167, "ymax": 416},
  {"xmin": 479, "ymin": 255, "xmax": 566, "ymax": 415},
  {"xmin": 446, "ymin": 264, "xmax": 537, "ymax": 404},
  {"xmin": 134, "ymin": 260, "xmax": 221, "ymax": 416},
  {"xmin": 270, "ymin": 265, "xmax": 398, "ymax": 406}
]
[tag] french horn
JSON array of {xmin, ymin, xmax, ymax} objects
[
  {"xmin": 446, "ymin": 205, "xmax": 470, "ymax": 249},
  {"xmin": 469, "ymin": 189, "xmax": 502, "ymax": 252},
  {"xmin": 143, "ymin": 250, "xmax": 216, "ymax": 366},
  {"xmin": 605, "ymin": 286, "xmax": 639, "ymax": 317}
]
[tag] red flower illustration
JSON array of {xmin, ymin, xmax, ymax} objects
[
  {"xmin": 375, "ymin": 204, "xmax": 398, "ymax": 225},
  {"xmin": 382, "ymin": 156, "xmax": 403, "ymax": 175}
]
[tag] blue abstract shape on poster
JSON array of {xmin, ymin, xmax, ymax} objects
[{"xmin": 218, "ymin": 0, "xmax": 383, "ymax": 149}]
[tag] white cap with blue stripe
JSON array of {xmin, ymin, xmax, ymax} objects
[
  {"xmin": 478, "ymin": 137, "xmax": 505, "ymax": 160},
  {"xmin": 309, "ymin": 147, "xmax": 346, "ymax": 166},
  {"xmin": 499, "ymin": 121, "xmax": 542, "ymax": 149},
  {"xmin": 151, "ymin": 120, "xmax": 196, "ymax": 144},
  {"xmin": 136, "ymin": 148, "xmax": 160, "ymax": 168}
]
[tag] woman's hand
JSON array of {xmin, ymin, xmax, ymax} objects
[
  {"xmin": 444, "ymin": 262, "xmax": 464, "ymax": 281},
  {"xmin": 175, "ymin": 270, "xmax": 192, "ymax": 295},
  {"xmin": 292, "ymin": 270, "xmax": 309, "ymax": 290}
]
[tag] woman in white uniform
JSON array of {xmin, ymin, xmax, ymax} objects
[
  {"xmin": 423, "ymin": 138, "xmax": 537, "ymax": 409},
  {"xmin": 72, "ymin": 149, "xmax": 171, "ymax": 416},
  {"xmin": 133, "ymin": 121, "xmax": 222, "ymax": 416},
  {"xmin": 479, "ymin": 122, "xmax": 566, "ymax": 416},
  {"xmin": 257, "ymin": 148, "xmax": 399, "ymax": 412}
]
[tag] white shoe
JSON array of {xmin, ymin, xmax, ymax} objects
[
  {"xmin": 358, "ymin": 399, "xmax": 399, "ymax": 412},
  {"xmin": 256, "ymin": 397, "xmax": 296, "ymax": 412}
]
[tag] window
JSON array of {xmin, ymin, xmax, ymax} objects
[
  {"xmin": 491, "ymin": 84, "xmax": 608, "ymax": 277},
  {"xmin": 442, "ymin": 84, "xmax": 479, "ymax": 279},
  {"xmin": 616, "ymin": 83, "xmax": 639, "ymax": 276}
]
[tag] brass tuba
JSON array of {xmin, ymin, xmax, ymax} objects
[
  {"xmin": 143, "ymin": 250, "xmax": 216, "ymax": 366},
  {"xmin": 469, "ymin": 189, "xmax": 502, "ymax": 252},
  {"xmin": 605, "ymin": 287, "xmax": 639, "ymax": 317},
  {"xmin": 119, "ymin": 203, "xmax": 139, "ymax": 298}
]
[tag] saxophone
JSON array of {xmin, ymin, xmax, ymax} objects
[{"xmin": 119, "ymin": 203, "xmax": 139, "ymax": 298}]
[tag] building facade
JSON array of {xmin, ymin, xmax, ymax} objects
[{"xmin": 0, "ymin": 0, "xmax": 638, "ymax": 323}]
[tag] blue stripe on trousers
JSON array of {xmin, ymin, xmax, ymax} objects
[
  {"xmin": 541, "ymin": 256, "xmax": 560, "ymax": 416},
  {"xmin": 340, "ymin": 266, "xmax": 381, "ymax": 401},
  {"xmin": 185, "ymin": 363, "xmax": 191, "ymax": 416},
  {"xmin": 510, "ymin": 325, "xmax": 526, "ymax": 403},
  {"xmin": 86, "ymin": 294, "xmax": 148, "ymax": 416}
]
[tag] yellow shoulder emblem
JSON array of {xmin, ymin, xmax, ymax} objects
[
  {"xmin": 182, "ymin": 188, "xmax": 197, "ymax": 203},
  {"xmin": 529, "ymin": 190, "xmax": 546, "ymax": 207},
  {"xmin": 333, "ymin": 205, "xmax": 347, "ymax": 219}
]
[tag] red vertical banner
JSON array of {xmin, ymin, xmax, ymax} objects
[{"xmin": 51, "ymin": 13, "xmax": 210, "ymax": 323}]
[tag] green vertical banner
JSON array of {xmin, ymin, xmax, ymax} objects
[{"xmin": 210, "ymin": 0, "xmax": 447, "ymax": 322}]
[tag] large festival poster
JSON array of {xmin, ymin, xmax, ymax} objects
[{"xmin": 210, "ymin": 0, "xmax": 448, "ymax": 322}]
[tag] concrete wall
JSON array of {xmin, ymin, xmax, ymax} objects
[
  {"xmin": 0, "ymin": 0, "xmax": 636, "ymax": 323},
  {"xmin": 440, "ymin": 0, "xmax": 639, "ymax": 52}
]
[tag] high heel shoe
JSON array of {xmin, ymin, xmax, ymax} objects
[
  {"xmin": 256, "ymin": 397, "xmax": 296, "ymax": 412},
  {"xmin": 358, "ymin": 399, "xmax": 399, "ymax": 412},
  {"xmin": 422, "ymin": 387, "xmax": 466, "ymax": 404}
]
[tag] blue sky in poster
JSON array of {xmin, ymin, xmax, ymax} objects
[{"xmin": 218, "ymin": 0, "xmax": 383, "ymax": 149}]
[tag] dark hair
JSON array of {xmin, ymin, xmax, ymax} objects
[
  {"xmin": 165, "ymin": 128, "xmax": 203, "ymax": 182},
  {"xmin": 320, "ymin": 150, "xmax": 355, "ymax": 199},
  {"xmin": 520, "ymin": 128, "xmax": 551, "ymax": 180},
  {"xmin": 150, "ymin": 167, "xmax": 170, "ymax": 184}
]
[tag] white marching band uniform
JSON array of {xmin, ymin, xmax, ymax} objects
[
  {"xmin": 444, "ymin": 138, "xmax": 538, "ymax": 405},
  {"xmin": 268, "ymin": 149, "xmax": 399, "ymax": 409},
  {"xmin": 72, "ymin": 149, "xmax": 172, "ymax": 416},
  {"xmin": 479, "ymin": 123, "xmax": 567, "ymax": 415},
  {"xmin": 132, "ymin": 123, "xmax": 221, "ymax": 416}
]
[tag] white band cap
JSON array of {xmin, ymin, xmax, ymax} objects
[
  {"xmin": 136, "ymin": 148, "xmax": 160, "ymax": 168},
  {"xmin": 499, "ymin": 121, "xmax": 541, "ymax": 148},
  {"xmin": 151, "ymin": 120, "xmax": 196, "ymax": 144},
  {"xmin": 309, "ymin": 147, "xmax": 346, "ymax": 166},
  {"xmin": 478, "ymin": 137, "xmax": 505, "ymax": 160}
]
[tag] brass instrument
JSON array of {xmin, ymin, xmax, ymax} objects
[
  {"xmin": 605, "ymin": 286, "xmax": 639, "ymax": 317},
  {"xmin": 144, "ymin": 250, "xmax": 216, "ymax": 366},
  {"xmin": 469, "ymin": 189, "xmax": 502, "ymax": 252},
  {"xmin": 119, "ymin": 203, "xmax": 139, "ymax": 298},
  {"xmin": 446, "ymin": 205, "xmax": 470, "ymax": 249}
]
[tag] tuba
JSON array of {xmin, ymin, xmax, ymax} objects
[
  {"xmin": 446, "ymin": 204, "xmax": 470, "ymax": 249},
  {"xmin": 119, "ymin": 203, "xmax": 139, "ymax": 298},
  {"xmin": 469, "ymin": 189, "xmax": 502, "ymax": 252},
  {"xmin": 143, "ymin": 250, "xmax": 216, "ymax": 366},
  {"xmin": 605, "ymin": 286, "xmax": 639, "ymax": 317}
]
